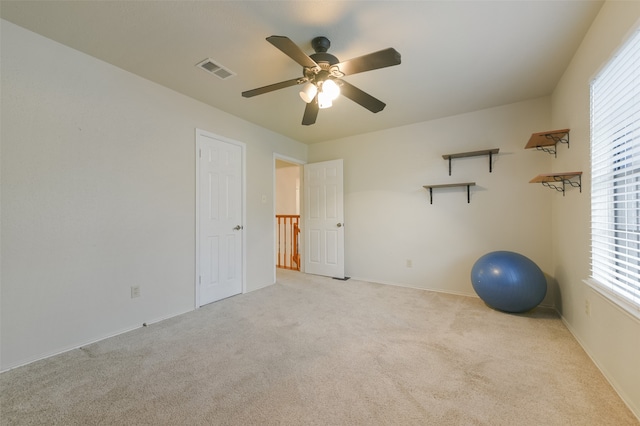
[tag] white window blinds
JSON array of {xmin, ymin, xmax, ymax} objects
[{"xmin": 590, "ymin": 26, "xmax": 640, "ymax": 316}]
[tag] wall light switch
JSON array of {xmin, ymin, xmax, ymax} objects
[{"xmin": 131, "ymin": 286, "xmax": 141, "ymax": 299}]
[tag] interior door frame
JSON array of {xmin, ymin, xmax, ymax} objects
[
  {"xmin": 273, "ymin": 153, "xmax": 306, "ymax": 283},
  {"xmin": 195, "ymin": 128, "xmax": 247, "ymax": 308}
]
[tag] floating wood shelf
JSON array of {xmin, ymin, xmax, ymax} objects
[
  {"xmin": 423, "ymin": 182, "xmax": 476, "ymax": 204},
  {"xmin": 530, "ymin": 172, "xmax": 582, "ymax": 196},
  {"xmin": 525, "ymin": 129, "xmax": 570, "ymax": 157},
  {"xmin": 442, "ymin": 149, "xmax": 499, "ymax": 175}
]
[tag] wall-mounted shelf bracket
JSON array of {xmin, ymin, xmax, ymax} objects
[
  {"xmin": 529, "ymin": 172, "xmax": 582, "ymax": 196},
  {"xmin": 442, "ymin": 149, "xmax": 499, "ymax": 175},
  {"xmin": 525, "ymin": 129, "xmax": 570, "ymax": 158},
  {"xmin": 423, "ymin": 182, "xmax": 476, "ymax": 204}
]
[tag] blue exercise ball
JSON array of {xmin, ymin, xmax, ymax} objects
[{"xmin": 471, "ymin": 251, "xmax": 546, "ymax": 313}]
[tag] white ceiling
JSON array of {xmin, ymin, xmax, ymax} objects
[{"xmin": 0, "ymin": 1, "xmax": 603, "ymax": 144}]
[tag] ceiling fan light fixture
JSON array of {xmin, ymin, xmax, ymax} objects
[
  {"xmin": 299, "ymin": 82, "xmax": 317, "ymax": 103},
  {"xmin": 322, "ymin": 79, "xmax": 340, "ymax": 100},
  {"xmin": 318, "ymin": 91, "xmax": 333, "ymax": 109}
]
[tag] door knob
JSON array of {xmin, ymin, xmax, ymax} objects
[
  {"xmin": 233, "ymin": 225, "xmax": 243, "ymax": 230},
  {"xmin": 337, "ymin": 223, "xmax": 343, "ymax": 228}
]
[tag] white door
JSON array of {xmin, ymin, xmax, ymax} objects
[
  {"xmin": 196, "ymin": 130, "xmax": 244, "ymax": 306},
  {"xmin": 304, "ymin": 159, "xmax": 345, "ymax": 279}
]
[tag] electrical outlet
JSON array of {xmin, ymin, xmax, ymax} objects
[
  {"xmin": 131, "ymin": 285, "xmax": 141, "ymax": 299},
  {"xmin": 406, "ymin": 259, "xmax": 412, "ymax": 268},
  {"xmin": 585, "ymin": 299, "xmax": 591, "ymax": 317}
]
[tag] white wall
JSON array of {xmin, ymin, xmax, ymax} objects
[
  {"xmin": 276, "ymin": 163, "xmax": 300, "ymax": 215},
  {"xmin": 0, "ymin": 20, "xmax": 307, "ymax": 370},
  {"xmin": 308, "ymin": 98, "xmax": 555, "ymax": 298},
  {"xmin": 550, "ymin": 1, "xmax": 640, "ymax": 417}
]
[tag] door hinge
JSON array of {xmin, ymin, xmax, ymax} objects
[
  {"xmin": 199, "ymin": 149, "xmax": 202, "ymax": 158},
  {"xmin": 198, "ymin": 275, "xmax": 201, "ymax": 285}
]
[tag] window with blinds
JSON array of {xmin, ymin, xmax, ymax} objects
[{"xmin": 589, "ymin": 26, "xmax": 640, "ymax": 318}]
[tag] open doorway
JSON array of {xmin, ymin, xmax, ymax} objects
[{"xmin": 275, "ymin": 158, "xmax": 302, "ymax": 271}]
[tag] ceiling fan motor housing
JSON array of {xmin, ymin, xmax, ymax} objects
[
  {"xmin": 310, "ymin": 52, "xmax": 339, "ymax": 66},
  {"xmin": 310, "ymin": 36, "xmax": 339, "ymax": 66},
  {"xmin": 306, "ymin": 37, "xmax": 339, "ymax": 82}
]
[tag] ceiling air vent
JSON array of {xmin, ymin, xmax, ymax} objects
[{"xmin": 196, "ymin": 58, "xmax": 236, "ymax": 80}]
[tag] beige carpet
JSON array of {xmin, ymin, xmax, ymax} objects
[{"xmin": 1, "ymin": 270, "xmax": 637, "ymax": 425}]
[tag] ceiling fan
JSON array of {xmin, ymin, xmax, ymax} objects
[{"xmin": 242, "ymin": 36, "xmax": 401, "ymax": 125}]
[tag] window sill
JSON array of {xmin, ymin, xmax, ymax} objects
[{"xmin": 583, "ymin": 278, "xmax": 640, "ymax": 322}]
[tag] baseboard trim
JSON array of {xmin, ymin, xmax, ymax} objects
[
  {"xmin": 348, "ymin": 275, "xmax": 556, "ymax": 310},
  {"xmin": 559, "ymin": 313, "xmax": 640, "ymax": 422},
  {"xmin": 348, "ymin": 276, "xmax": 478, "ymax": 299},
  {"xmin": 1, "ymin": 308, "xmax": 194, "ymax": 373}
]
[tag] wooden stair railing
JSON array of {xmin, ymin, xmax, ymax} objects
[{"xmin": 276, "ymin": 215, "xmax": 301, "ymax": 271}]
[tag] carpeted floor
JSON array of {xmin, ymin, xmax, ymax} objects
[{"xmin": 1, "ymin": 270, "xmax": 638, "ymax": 425}]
